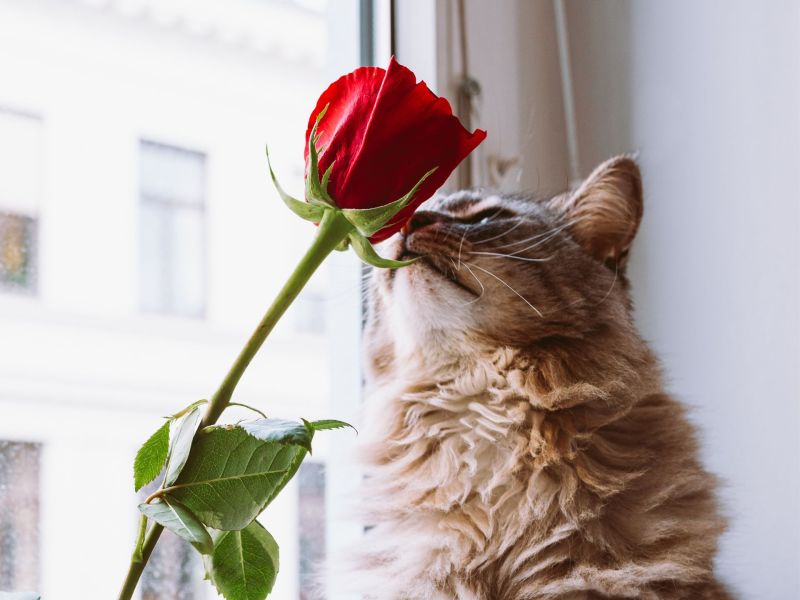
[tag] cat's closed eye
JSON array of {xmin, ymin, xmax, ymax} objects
[{"xmin": 464, "ymin": 207, "xmax": 516, "ymax": 225}]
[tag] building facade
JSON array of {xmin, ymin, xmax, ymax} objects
[{"xmin": 0, "ymin": 1, "xmax": 362, "ymax": 598}]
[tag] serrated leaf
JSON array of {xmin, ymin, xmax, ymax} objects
[
  {"xmin": 139, "ymin": 497, "xmax": 214, "ymax": 554},
  {"xmin": 310, "ymin": 419, "xmax": 357, "ymax": 433},
  {"xmin": 164, "ymin": 401, "xmax": 205, "ymax": 487},
  {"xmin": 240, "ymin": 418, "xmax": 314, "ymax": 452},
  {"xmin": 349, "ymin": 232, "xmax": 419, "ymax": 269},
  {"xmin": 133, "ymin": 420, "xmax": 170, "ymax": 492},
  {"xmin": 206, "ymin": 521, "xmax": 279, "ymax": 600},
  {"xmin": 169, "ymin": 425, "xmax": 308, "ymax": 530},
  {"xmin": 341, "ymin": 167, "xmax": 437, "ymax": 237}
]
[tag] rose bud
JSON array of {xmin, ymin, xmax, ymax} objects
[{"xmin": 267, "ymin": 57, "xmax": 486, "ymax": 268}]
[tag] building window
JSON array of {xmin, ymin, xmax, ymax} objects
[
  {"xmin": 139, "ymin": 480, "xmax": 202, "ymax": 600},
  {"xmin": 139, "ymin": 140, "xmax": 206, "ymax": 318},
  {"xmin": 0, "ymin": 110, "xmax": 42, "ymax": 294},
  {"xmin": 298, "ymin": 461, "xmax": 326, "ymax": 600},
  {"xmin": 0, "ymin": 441, "xmax": 41, "ymax": 592},
  {"xmin": 141, "ymin": 532, "xmax": 201, "ymax": 600}
]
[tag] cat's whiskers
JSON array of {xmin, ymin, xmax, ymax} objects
[
  {"xmin": 456, "ymin": 212, "xmax": 533, "ymax": 265},
  {"xmin": 456, "ymin": 225, "xmax": 472, "ymax": 268},
  {"xmin": 467, "ymin": 251, "xmax": 555, "ymax": 263},
  {"xmin": 484, "ymin": 217, "xmax": 583, "ymax": 252},
  {"xmin": 456, "ymin": 262, "xmax": 486, "ymax": 307},
  {"xmin": 463, "ymin": 261, "xmax": 544, "ymax": 318},
  {"xmin": 502, "ymin": 220, "xmax": 580, "ymax": 257},
  {"xmin": 469, "ymin": 215, "xmax": 527, "ymax": 245}
]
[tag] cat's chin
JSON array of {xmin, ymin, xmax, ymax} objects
[{"xmin": 399, "ymin": 252, "xmax": 479, "ymax": 297}]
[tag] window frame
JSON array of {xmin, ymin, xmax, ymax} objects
[
  {"xmin": 137, "ymin": 138, "xmax": 208, "ymax": 320},
  {"xmin": 0, "ymin": 108, "xmax": 44, "ymax": 296}
]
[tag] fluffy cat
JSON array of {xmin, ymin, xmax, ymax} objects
[{"xmin": 340, "ymin": 157, "xmax": 730, "ymax": 599}]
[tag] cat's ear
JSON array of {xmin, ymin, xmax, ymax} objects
[{"xmin": 551, "ymin": 156, "xmax": 643, "ymax": 268}]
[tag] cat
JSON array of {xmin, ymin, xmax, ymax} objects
[{"xmin": 336, "ymin": 156, "xmax": 731, "ymax": 599}]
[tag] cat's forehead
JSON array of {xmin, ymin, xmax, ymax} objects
[{"xmin": 421, "ymin": 190, "xmax": 543, "ymax": 217}]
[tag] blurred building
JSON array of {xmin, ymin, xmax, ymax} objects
[{"xmin": 0, "ymin": 0, "xmax": 361, "ymax": 598}]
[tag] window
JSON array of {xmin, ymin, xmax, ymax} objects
[
  {"xmin": 141, "ymin": 532, "xmax": 202, "ymax": 600},
  {"xmin": 0, "ymin": 441, "xmax": 41, "ymax": 592},
  {"xmin": 298, "ymin": 461, "xmax": 326, "ymax": 600},
  {"xmin": 294, "ymin": 290, "xmax": 327, "ymax": 334},
  {"xmin": 138, "ymin": 480, "xmax": 203, "ymax": 600},
  {"xmin": 139, "ymin": 140, "xmax": 206, "ymax": 318},
  {"xmin": 0, "ymin": 110, "xmax": 42, "ymax": 294}
]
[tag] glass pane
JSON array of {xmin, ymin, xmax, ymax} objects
[
  {"xmin": 139, "ymin": 141, "xmax": 206, "ymax": 318},
  {"xmin": 141, "ymin": 532, "xmax": 201, "ymax": 600},
  {"xmin": 298, "ymin": 462, "xmax": 325, "ymax": 600},
  {"xmin": 140, "ymin": 142, "xmax": 206, "ymax": 207},
  {"xmin": 139, "ymin": 202, "xmax": 170, "ymax": 314},
  {"xmin": 0, "ymin": 111, "xmax": 42, "ymax": 215},
  {"xmin": 293, "ymin": 290, "xmax": 326, "ymax": 334},
  {"xmin": 169, "ymin": 207, "xmax": 205, "ymax": 318},
  {"xmin": 0, "ymin": 441, "xmax": 41, "ymax": 592},
  {"xmin": 138, "ymin": 480, "xmax": 202, "ymax": 600},
  {"xmin": 0, "ymin": 212, "xmax": 37, "ymax": 293}
]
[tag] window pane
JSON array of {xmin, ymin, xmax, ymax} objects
[
  {"xmin": 138, "ymin": 480, "xmax": 202, "ymax": 600},
  {"xmin": 169, "ymin": 207, "xmax": 205, "ymax": 318},
  {"xmin": 298, "ymin": 461, "xmax": 326, "ymax": 600},
  {"xmin": 139, "ymin": 202, "xmax": 170, "ymax": 313},
  {"xmin": 0, "ymin": 213, "xmax": 37, "ymax": 292},
  {"xmin": 140, "ymin": 141, "xmax": 205, "ymax": 207},
  {"xmin": 0, "ymin": 111, "xmax": 42, "ymax": 215},
  {"xmin": 0, "ymin": 441, "xmax": 41, "ymax": 592},
  {"xmin": 141, "ymin": 532, "xmax": 201, "ymax": 600},
  {"xmin": 139, "ymin": 142, "xmax": 206, "ymax": 317}
]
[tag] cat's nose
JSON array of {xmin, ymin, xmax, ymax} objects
[{"xmin": 402, "ymin": 211, "xmax": 452, "ymax": 235}]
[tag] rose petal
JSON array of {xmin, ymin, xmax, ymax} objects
[{"xmin": 305, "ymin": 57, "xmax": 486, "ymax": 241}]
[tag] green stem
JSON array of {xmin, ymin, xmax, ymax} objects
[
  {"xmin": 131, "ymin": 514, "xmax": 147, "ymax": 562},
  {"xmin": 116, "ymin": 210, "xmax": 353, "ymax": 600}
]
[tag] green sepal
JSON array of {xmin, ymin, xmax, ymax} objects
[
  {"xmin": 320, "ymin": 161, "xmax": 335, "ymax": 195},
  {"xmin": 349, "ymin": 231, "xmax": 419, "ymax": 269},
  {"xmin": 265, "ymin": 145, "xmax": 324, "ymax": 223},
  {"xmin": 305, "ymin": 104, "xmax": 335, "ymax": 208},
  {"xmin": 340, "ymin": 167, "xmax": 437, "ymax": 237}
]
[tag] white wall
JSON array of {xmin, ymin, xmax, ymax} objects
[
  {"xmin": 410, "ymin": 1, "xmax": 799, "ymax": 597},
  {"xmin": 566, "ymin": 1, "xmax": 800, "ymax": 597}
]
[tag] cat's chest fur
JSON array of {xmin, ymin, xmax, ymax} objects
[
  {"xmin": 355, "ymin": 349, "xmax": 575, "ymax": 594},
  {"xmin": 343, "ymin": 343, "xmax": 726, "ymax": 600}
]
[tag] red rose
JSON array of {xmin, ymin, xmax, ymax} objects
[{"xmin": 304, "ymin": 57, "xmax": 486, "ymax": 242}]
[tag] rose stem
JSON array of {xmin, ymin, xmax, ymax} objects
[{"xmin": 117, "ymin": 209, "xmax": 354, "ymax": 600}]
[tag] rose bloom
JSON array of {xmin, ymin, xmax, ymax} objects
[{"xmin": 305, "ymin": 57, "xmax": 487, "ymax": 242}]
